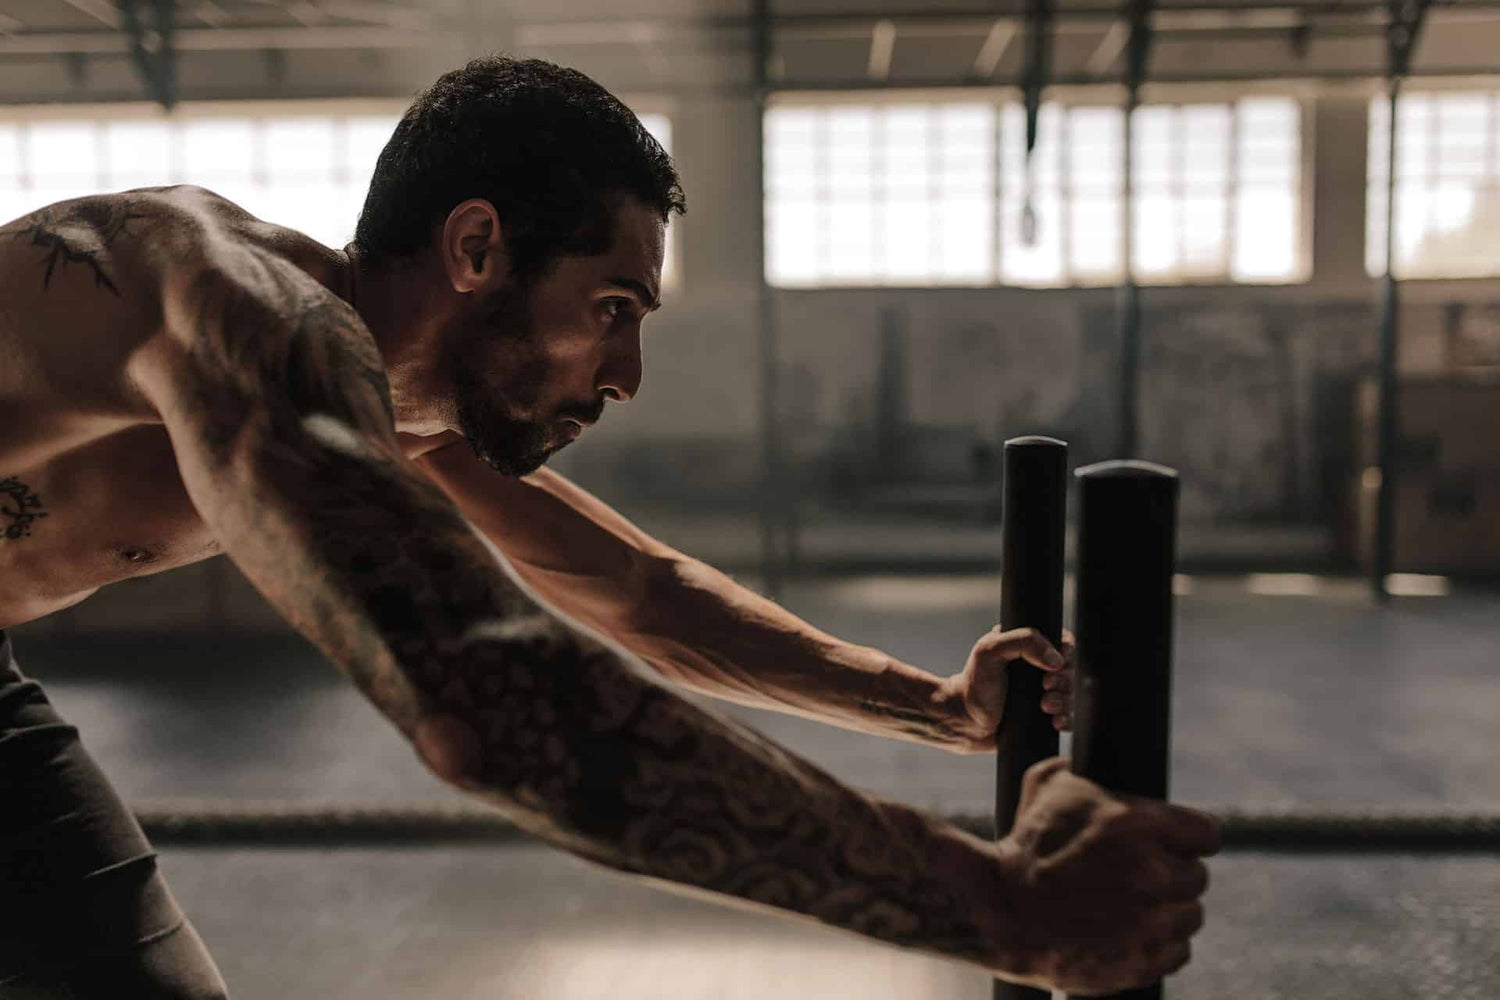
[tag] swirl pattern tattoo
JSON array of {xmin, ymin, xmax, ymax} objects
[{"xmin": 157, "ymin": 251, "xmax": 1000, "ymax": 971}]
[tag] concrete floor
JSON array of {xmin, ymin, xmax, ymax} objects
[{"xmin": 8, "ymin": 576, "xmax": 1500, "ymax": 997}]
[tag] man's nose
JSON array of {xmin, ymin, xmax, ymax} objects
[{"xmin": 597, "ymin": 327, "xmax": 643, "ymax": 403}]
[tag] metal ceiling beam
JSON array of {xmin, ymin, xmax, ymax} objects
[
  {"xmin": 0, "ymin": 24, "xmax": 426, "ymax": 54},
  {"xmin": 316, "ymin": 1, "xmax": 429, "ymax": 31},
  {"xmin": 1087, "ymin": 20, "xmax": 1128, "ymax": 74},
  {"xmin": 187, "ymin": 2, "xmax": 230, "ymax": 28},
  {"xmin": 867, "ymin": 18, "xmax": 896, "ymax": 80},
  {"xmin": 61, "ymin": 0, "xmax": 122, "ymax": 29},
  {"xmin": 119, "ymin": 0, "xmax": 176, "ymax": 108},
  {"xmin": 280, "ymin": 3, "xmax": 332, "ymax": 28},
  {"xmin": 762, "ymin": 64, "xmax": 1500, "ymax": 91},
  {"xmin": 973, "ymin": 19, "xmax": 1018, "ymax": 78},
  {"xmin": 0, "ymin": 3, "xmax": 1492, "ymax": 59}
]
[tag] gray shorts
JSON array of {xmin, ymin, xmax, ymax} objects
[{"xmin": 0, "ymin": 630, "xmax": 230, "ymax": 999}]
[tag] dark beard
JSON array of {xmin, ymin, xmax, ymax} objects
[
  {"xmin": 454, "ymin": 385, "xmax": 558, "ymax": 477},
  {"xmin": 450, "ymin": 284, "xmax": 562, "ymax": 477}
]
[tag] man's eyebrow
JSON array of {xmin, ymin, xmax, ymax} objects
[{"xmin": 605, "ymin": 277, "xmax": 662, "ymax": 312}]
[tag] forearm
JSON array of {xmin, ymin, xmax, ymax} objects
[
  {"xmin": 629, "ymin": 557, "xmax": 970, "ymax": 751},
  {"xmin": 190, "ymin": 435, "xmax": 1004, "ymax": 970},
  {"xmin": 133, "ymin": 256, "xmax": 1010, "ymax": 968}
]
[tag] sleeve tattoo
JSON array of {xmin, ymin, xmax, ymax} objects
[{"xmin": 162, "ymin": 257, "xmax": 999, "ymax": 970}]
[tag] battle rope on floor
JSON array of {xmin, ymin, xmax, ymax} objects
[{"xmin": 131, "ymin": 802, "xmax": 1500, "ymax": 852}]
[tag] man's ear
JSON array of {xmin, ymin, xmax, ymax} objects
[{"xmin": 441, "ymin": 199, "xmax": 508, "ymax": 293}]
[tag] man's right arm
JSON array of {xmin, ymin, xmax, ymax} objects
[{"xmin": 127, "ymin": 237, "xmax": 1216, "ymax": 993}]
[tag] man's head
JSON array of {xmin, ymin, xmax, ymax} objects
[{"xmin": 354, "ymin": 57, "xmax": 686, "ymax": 475}]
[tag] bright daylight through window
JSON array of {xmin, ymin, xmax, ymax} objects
[
  {"xmin": 766, "ymin": 95, "xmax": 1304, "ymax": 289},
  {"xmin": 0, "ymin": 106, "xmax": 675, "ymax": 285},
  {"xmin": 1367, "ymin": 90, "xmax": 1500, "ymax": 278}
]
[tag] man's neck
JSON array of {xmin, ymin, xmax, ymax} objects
[{"xmin": 341, "ymin": 245, "xmax": 454, "ymax": 438}]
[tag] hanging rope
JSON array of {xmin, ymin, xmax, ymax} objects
[{"xmin": 1019, "ymin": 0, "xmax": 1054, "ymax": 246}]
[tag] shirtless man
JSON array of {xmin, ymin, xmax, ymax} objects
[{"xmin": 0, "ymin": 57, "xmax": 1219, "ymax": 998}]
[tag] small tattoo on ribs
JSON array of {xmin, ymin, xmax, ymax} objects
[{"xmin": 0, "ymin": 477, "xmax": 49, "ymax": 540}]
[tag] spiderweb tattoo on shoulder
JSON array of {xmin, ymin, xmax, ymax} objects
[{"xmin": 1, "ymin": 197, "xmax": 152, "ymax": 297}]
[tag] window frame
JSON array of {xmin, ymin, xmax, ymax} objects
[
  {"xmin": 1365, "ymin": 76, "xmax": 1500, "ymax": 281},
  {"xmin": 765, "ymin": 83, "xmax": 1313, "ymax": 291},
  {"xmin": 0, "ymin": 97, "xmax": 682, "ymax": 293}
]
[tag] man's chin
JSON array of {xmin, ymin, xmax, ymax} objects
[{"xmin": 465, "ymin": 437, "xmax": 565, "ymax": 477}]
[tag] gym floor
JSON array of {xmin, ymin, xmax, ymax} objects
[{"xmin": 10, "ymin": 574, "xmax": 1499, "ymax": 999}]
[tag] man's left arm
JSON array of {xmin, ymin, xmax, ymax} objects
[{"xmin": 413, "ymin": 438, "xmax": 1072, "ymax": 754}]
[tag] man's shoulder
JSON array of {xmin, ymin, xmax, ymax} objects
[
  {"xmin": 1, "ymin": 185, "xmax": 347, "ymax": 301},
  {"xmin": 143, "ymin": 186, "xmax": 350, "ymax": 295}
]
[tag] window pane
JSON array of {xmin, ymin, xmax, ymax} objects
[
  {"xmin": 346, "ymin": 115, "xmax": 397, "ymax": 177},
  {"xmin": 881, "ymin": 199, "xmax": 932, "ymax": 281},
  {"xmin": 1368, "ymin": 88, "xmax": 1500, "ymax": 278},
  {"xmin": 764, "ymin": 92, "xmax": 1301, "ymax": 288},
  {"xmin": 1000, "ymin": 191, "xmax": 1064, "ymax": 286},
  {"xmin": 1134, "ymin": 106, "xmax": 1174, "ymax": 190},
  {"xmin": 937, "ymin": 196, "xmax": 991, "ymax": 280},
  {"xmin": 104, "ymin": 120, "xmax": 172, "ymax": 188},
  {"xmin": 1237, "ymin": 98, "xmax": 1298, "ymax": 184},
  {"xmin": 1181, "ymin": 104, "xmax": 1230, "ymax": 191},
  {"xmin": 264, "ymin": 117, "xmax": 336, "ymax": 182},
  {"xmin": 29, "ymin": 123, "xmax": 99, "ymax": 186},
  {"xmin": 1234, "ymin": 190, "xmax": 1297, "ymax": 280},
  {"xmin": 1181, "ymin": 195, "xmax": 1227, "ymax": 274},
  {"xmin": 1067, "ymin": 108, "xmax": 1122, "ymax": 280},
  {"xmin": 180, "ymin": 119, "xmax": 256, "ymax": 185},
  {"xmin": 0, "ymin": 124, "xmax": 19, "ymax": 183},
  {"xmin": 1435, "ymin": 94, "xmax": 1487, "ymax": 181},
  {"xmin": 768, "ymin": 199, "xmax": 820, "ymax": 285},
  {"xmin": 0, "ymin": 190, "xmax": 34, "ymax": 226},
  {"xmin": 1070, "ymin": 196, "xmax": 1121, "ymax": 279},
  {"xmin": 638, "ymin": 112, "xmax": 671, "ymax": 154},
  {"xmin": 1133, "ymin": 192, "xmax": 1178, "ymax": 276}
]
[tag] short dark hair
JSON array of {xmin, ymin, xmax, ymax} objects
[{"xmin": 354, "ymin": 56, "xmax": 685, "ymax": 275}]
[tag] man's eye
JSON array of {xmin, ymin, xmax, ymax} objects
[{"xmin": 602, "ymin": 298, "xmax": 632, "ymax": 321}]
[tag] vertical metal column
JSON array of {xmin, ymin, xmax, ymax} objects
[
  {"xmin": 1117, "ymin": 100, "xmax": 1140, "ymax": 459},
  {"xmin": 1373, "ymin": 78, "xmax": 1401, "ymax": 602},
  {"xmin": 1070, "ymin": 460, "xmax": 1179, "ymax": 1000},
  {"xmin": 1116, "ymin": 0, "xmax": 1153, "ymax": 459},
  {"xmin": 993, "ymin": 437, "xmax": 1067, "ymax": 1000},
  {"xmin": 1373, "ymin": 0, "xmax": 1429, "ymax": 601},
  {"xmin": 752, "ymin": 0, "xmax": 784, "ymax": 599}
]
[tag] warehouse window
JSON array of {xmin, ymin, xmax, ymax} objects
[
  {"xmin": 765, "ymin": 94, "xmax": 1305, "ymax": 288},
  {"xmin": 1367, "ymin": 90, "xmax": 1500, "ymax": 278},
  {"xmin": 0, "ymin": 105, "xmax": 402, "ymax": 250},
  {"xmin": 0, "ymin": 104, "xmax": 676, "ymax": 286}
]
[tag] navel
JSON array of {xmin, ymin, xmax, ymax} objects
[{"xmin": 118, "ymin": 545, "xmax": 158, "ymax": 565}]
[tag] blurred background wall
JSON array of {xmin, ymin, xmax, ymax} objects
[{"xmin": 3, "ymin": 0, "xmax": 1498, "ymax": 634}]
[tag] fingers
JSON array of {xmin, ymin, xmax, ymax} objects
[
  {"xmin": 1150, "ymin": 939, "xmax": 1193, "ymax": 979},
  {"xmin": 1144, "ymin": 903, "xmax": 1202, "ymax": 979},
  {"xmin": 1041, "ymin": 659, "xmax": 1073, "ymax": 729},
  {"xmin": 1161, "ymin": 900, "xmax": 1206, "ymax": 940},
  {"xmin": 1131, "ymin": 852, "xmax": 1209, "ymax": 900},
  {"xmin": 978, "ymin": 626, "xmax": 1066, "ymax": 673},
  {"xmin": 1150, "ymin": 803, "xmax": 1224, "ymax": 857}
]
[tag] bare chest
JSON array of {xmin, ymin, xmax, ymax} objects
[{"xmin": 0, "ymin": 425, "xmax": 221, "ymax": 627}]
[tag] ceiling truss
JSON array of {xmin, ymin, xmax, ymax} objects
[{"xmin": 0, "ymin": 1, "xmax": 1495, "ymax": 103}]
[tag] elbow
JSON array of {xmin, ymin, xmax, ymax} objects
[{"xmin": 412, "ymin": 712, "xmax": 488, "ymax": 792}]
